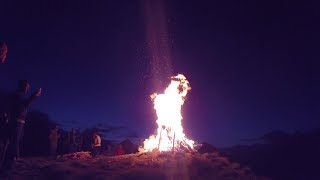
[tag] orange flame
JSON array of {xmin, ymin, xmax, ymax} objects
[{"xmin": 143, "ymin": 74, "xmax": 195, "ymax": 152}]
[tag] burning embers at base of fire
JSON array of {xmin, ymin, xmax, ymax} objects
[{"xmin": 143, "ymin": 74, "xmax": 195, "ymax": 152}]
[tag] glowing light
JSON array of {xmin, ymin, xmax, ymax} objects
[{"xmin": 143, "ymin": 74, "xmax": 194, "ymax": 152}]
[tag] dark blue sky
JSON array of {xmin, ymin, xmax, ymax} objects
[{"xmin": 0, "ymin": 0, "xmax": 319, "ymax": 147}]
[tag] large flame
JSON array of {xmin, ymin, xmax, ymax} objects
[{"xmin": 143, "ymin": 74, "xmax": 195, "ymax": 152}]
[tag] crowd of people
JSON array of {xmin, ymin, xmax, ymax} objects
[
  {"xmin": 48, "ymin": 127, "xmax": 127, "ymax": 158},
  {"xmin": 0, "ymin": 42, "xmax": 127, "ymax": 178}
]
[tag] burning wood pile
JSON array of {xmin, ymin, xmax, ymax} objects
[{"xmin": 143, "ymin": 74, "xmax": 195, "ymax": 152}]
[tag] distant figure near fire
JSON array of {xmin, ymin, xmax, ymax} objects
[
  {"xmin": 91, "ymin": 130, "xmax": 101, "ymax": 157},
  {"xmin": 115, "ymin": 144, "xmax": 125, "ymax": 156},
  {"xmin": 68, "ymin": 128, "xmax": 80, "ymax": 153},
  {"xmin": 49, "ymin": 125, "xmax": 60, "ymax": 159}
]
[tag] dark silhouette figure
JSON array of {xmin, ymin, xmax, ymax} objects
[
  {"xmin": 0, "ymin": 112, "xmax": 9, "ymax": 167},
  {"xmin": 74, "ymin": 129, "xmax": 83, "ymax": 152},
  {"xmin": 0, "ymin": 80, "xmax": 41, "ymax": 177},
  {"xmin": 22, "ymin": 111, "xmax": 56, "ymax": 156},
  {"xmin": 49, "ymin": 126, "xmax": 60, "ymax": 159},
  {"xmin": 11, "ymin": 80, "xmax": 41, "ymax": 159},
  {"xmin": 0, "ymin": 91, "xmax": 12, "ymax": 155},
  {"xmin": 115, "ymin": 144, "xmax": 125, "ymax": 156},
  {"xmin": 119, "ymin": 139, "xmax": 138, "ymax": 154},
  {"xmin": 105, "ymin": 144, "xmax": 113, "ymax": 156},
  {"xmin": 68, "ymin": 128, "xmax": 81, "ymax": 153}
]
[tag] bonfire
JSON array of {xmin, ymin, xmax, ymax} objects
[{"xmin": 143, "ymin": 74, "xmax": 195, "ymax": 152}]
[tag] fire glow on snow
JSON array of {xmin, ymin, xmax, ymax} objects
[{"xmin": 143, "ymin": 74, "xmax": 195, "ymax": 152}]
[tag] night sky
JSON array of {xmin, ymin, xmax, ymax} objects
[{"xmin": 0, "ymin": 0, "xmax": 319, "ymax": 147}]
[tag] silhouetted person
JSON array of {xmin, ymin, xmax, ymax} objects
[
  {"xmin": 74, "ymin": 129, "xmax": 82, "ymax": 152},
  {"xmin": 68, "ymin": 128, "xmax": 79, "ymax": 153},
  {"xmin": 11, "ymin": 80, "xmax": 41, "ymax": 159},
  {"xmin": 91, "ymin": 130, "xmax": 101, "ymax": 157},
  {"xmin": 0, "ymin": 80, "xmax": 41, "ymax": 177},
  {"xmin": 0, "ymin": 42, "xmax": 9, "ymax": 163},
  {"xmin": 0, "ymin": 42, "xmax": 8, "ymax": 64},
  {"xmin": 0, "ymin": 113, "xmax": 9, "ymax": 166},
  {"xmin": 115, "ymin": 144, "xmax": 125, "ymax": 156},
  {"xmin": 106, "ymin": 144, "xmax": 113, "ymax": 156},
  {"xmin": 49, "ymin": 126, "xmax": 60, "ymax": 159}
]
